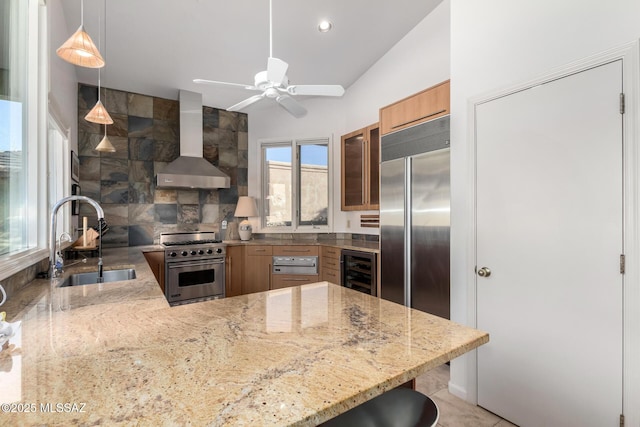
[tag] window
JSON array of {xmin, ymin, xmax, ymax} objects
[
  {"xmin": 0, "ymin": 0, "xmax": 48, "ymax": 280},
  {"xmin": 261, "ymin": 138, "xmax": 330, "ymax": 231}
]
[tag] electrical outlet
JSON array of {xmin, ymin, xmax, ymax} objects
[
  {"xmin": 346, "ymin": 220, "xmax": 351, "ymax": 228},
  {"xmin": 222, "ymin": 220, "xmax": 228, "ymax": 230}
]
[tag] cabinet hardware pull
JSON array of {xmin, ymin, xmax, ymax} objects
[
  {"xmin": 283, "ymin": 249, "xmax": 310, "ymax": 252},
  {"xmin": 391, "ymin": 109, "xmax": 446, "ymax": 129}
]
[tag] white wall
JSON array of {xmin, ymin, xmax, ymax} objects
[
  {"xmin": 449, "ymin": 0, "xmax": 640, "ymax": 418},
  {"xmin": 47, "ymin": 0, "xmax": 77, "ymax": 151},
  {"xmin": 248, "ymin": 0, "xmax": 450, "ymax": 235}
]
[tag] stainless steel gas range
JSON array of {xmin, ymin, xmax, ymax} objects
[{"xmin": 160, "ymin": 231, "xmax": 226, "ymax": 306}]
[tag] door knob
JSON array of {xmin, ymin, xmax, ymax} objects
[{"xmin": 477, "ymin": 267, "xmax": 491, "ymax": 277}]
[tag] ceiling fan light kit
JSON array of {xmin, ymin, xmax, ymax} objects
[{"xmin": 194, "ymin": 0, "xmax": 344, "ymax": 117}]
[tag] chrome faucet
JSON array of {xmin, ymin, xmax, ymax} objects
[{"xmin": 49, "ymin": 196, "xmax": 106, "ymax": 280}]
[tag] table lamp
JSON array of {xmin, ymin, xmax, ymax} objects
[{"xmin": 234, "ymin": 196, "xmax": 259, "ymax": 241}]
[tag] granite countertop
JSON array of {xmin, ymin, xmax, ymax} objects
[
  {"xmin": 225, "ymin": 239, "xmax": 380, "ymax": 254},
  {"xmin": 0, "ymin": 247, "xmax": 487, "ymax": 426}
]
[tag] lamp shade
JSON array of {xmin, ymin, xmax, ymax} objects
[
  {"xmin": 85, "ymin": 99, "xmax": 113, "ymax": 124},
  {"xmin": 56, "ymin": 25, "xmax": 105, "ymax": 68},
  {"xmin": 234, "ymin": 196, "xmax": 259, "ymax": 218},
  {"xmin": 95, "ymin": 134, "xmax": 115, "ymax": 152}
]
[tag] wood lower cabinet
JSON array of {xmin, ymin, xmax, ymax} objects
[
  {"xmin": 225, "ymin": 245, "xmax": 243, "ymax": 297},
  {"xmin": 380, "ymin": 80, "xmax": 450, "ymax": 135},
  {"xmin": 320, "ymin": 245, "xmax": 341, "ymax": 285},
  {"xmin": 243, "ymin": 245, "xmax": 272, "ymax": 294},
  {"xmin": 272, "ymin": 245, "xmax": 318, "ymax": 256},
  {"xmin": 341, "ymin": 124, "xmax": 380, "ymax": 211},
  {"xmin": 143, "ymin": 251, "xmax": 165, "ymax": 293},
  {"xmin": 271, "ymin": 274, "xmax": 320, "ymax": 290},
  {"xmin": 272, "ymin": 245, "xmax": 319, "ymax": 289}
]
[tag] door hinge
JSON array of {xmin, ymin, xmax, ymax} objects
[
  {"xmin": 620, "ymin": 413, "xmax": 625, "ymax": 427},
  {"xmin": 620, "ymin": 93, "xmax": 625, "ymax": 114},
  {"xmin": 620, "ymin": 254, "xmax": 625, "ymax": 274}
]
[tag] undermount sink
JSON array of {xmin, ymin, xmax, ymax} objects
[{"xmin": 59, "ymin": 268, "xmax": 137, "ymax": 287}]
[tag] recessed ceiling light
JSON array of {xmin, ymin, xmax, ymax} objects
[{"xmin": 318, "ymin": 20, "xmax": 333, "ymax": 33}]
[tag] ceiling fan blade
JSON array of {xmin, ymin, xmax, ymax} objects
[
  {"xmin": 227, "ymin": 94, "xmax": 265, "ymax": 112},
  {"xmin": 267, "ymin": 57, "xmax": 289, "ymax": 85},
  {"xmin": 287, "ymin": 85, "xmax": 345, "ymax": 97},
  {"xmin": 193, "ymin": 79, "xmax": 258, "ymax": 91},
  {"xmin": 276, "ymin": 94, "xmax": 307, "ymax": 118}
]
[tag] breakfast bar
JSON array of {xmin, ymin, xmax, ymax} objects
[{"xmin": 1, "ymin": 248, "xmax": 488, "ymax": 426}]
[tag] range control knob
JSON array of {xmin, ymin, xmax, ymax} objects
[
  {"xmin": 190, "ymin": 250, "xmax": 197, "ymax": 255},
  {"xmin": 215, "ymin": 248, "xmax": 223, "ymax": 254},
  {"xmin": 181, "ymin": 251, "xmax": 188, "ymax": 256},
  {"xmin": 169, "ymin": 252, "xmax": 177, "ymax": 257},
  {"xmin": 206, "ymin": 249, "xmax": 213, "ymax": 255},
  {"xmin": 198, "ymin": 249, "xmax": 204, "ymax": 255}
]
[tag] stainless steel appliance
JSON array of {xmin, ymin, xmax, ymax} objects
[
  {"xmin": 272, "ymin": 256, "xmax": 318, "ymax": 275},
  {"xmin": 161, "ymin": 231, "xmax": 226, "ymax": 305},
  {"xmin": 341, "ymin": 249, "xmax": 377, "ymax": 296},
  {"xmin": 380, "ymin": 116, "xmax": 450, "ymax": 319}
]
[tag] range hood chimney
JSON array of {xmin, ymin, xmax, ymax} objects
[{"xmin": 156, "ymin": 90, "xmax": 231, "ymax": 189}]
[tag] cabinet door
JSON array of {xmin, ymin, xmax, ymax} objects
[
  {"xmin": 341, "ymin": 129, "xmax": 366, "ymax": 210},
  {"xmin": 367, "ymin": 125, "xmax": 380, "ymax": 209},
  {"xmin": 380, "ymin": 80, "xmax": 450, "ymax": 135},
  {"xmin": 341, "ymin": 124, "xmax": 380, "ymax": 211},
  {"xmin": 243, "ymin": 246, "xmax": 272, "ymax": 295},
  {"xmin": 225, "ymin": 245, "xmax": 243, "ymax": 297}
]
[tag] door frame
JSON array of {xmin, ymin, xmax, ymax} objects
[{"xmin": 464, "ymin": 40, "xmax": 640, "ymax": 423}]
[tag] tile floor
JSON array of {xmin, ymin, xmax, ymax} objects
[{"xmin": 415, "ymin": 364, "xmax": 517, "ymax": 427}]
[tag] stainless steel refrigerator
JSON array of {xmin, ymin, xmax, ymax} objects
[{"xmin": 380, "ymin": 116, "xmax": 450, "ymax": 319}]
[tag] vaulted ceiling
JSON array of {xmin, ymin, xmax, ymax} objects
[{"xmin": 59, "ymin": 0, "xmax": 442, "ymax": 112}]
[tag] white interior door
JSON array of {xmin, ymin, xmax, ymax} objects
[{"xmin": 476, "ymin": 60, "xmax": 623, "ymax": 426}]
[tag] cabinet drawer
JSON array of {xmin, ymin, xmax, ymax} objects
[
  {"xmin": 321, "ymin": 246, "xmax": 341, "ymax": 259},
  {"xmin": 322, "ymin": 257, "xmax": 341, "ymax": 270},
  {"xmin": 321, "ymin": 268, "xmax": 341, "ymax": 285},
  {"xmin": 380, "ymin": 80, "xmax": 450, "ymax": 135},
  {"xmin": 273, "ymin": 245, "xmax": 318, "ymax": 256},
  {"xmin": 245, "ymin": 245, "xmax": 272, "ymax": 256},
  {"xmin": 271, "ymin": 274, "xmax": 319, "ymax": 290}
]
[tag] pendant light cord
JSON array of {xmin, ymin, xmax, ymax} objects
[{"xmin": 81, "ymin": 0, "xmax": 84, "ymax": 27}]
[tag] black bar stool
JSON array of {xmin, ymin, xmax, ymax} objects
[{"xmin": 320, "ymin": 388, "xmax": 439, "ymax": 427}]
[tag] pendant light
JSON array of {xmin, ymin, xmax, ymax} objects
[
  {"xmin": 56, "ymin": 0, "xmax": 105, "ymax": 68},
  {"xmin": 85, "ymin": 1, "xmax": 112, "ymax": 124},
  {"xmin": 84, "ymin": 69, "xmax": 113, "ymax": 124},
  {"xmin": 92, "ymin": 0, "xmax": 115, "ymax": 153},
  {"xmin": 95, "ymin": 124, "xmax": 116, "ymax": 153}
]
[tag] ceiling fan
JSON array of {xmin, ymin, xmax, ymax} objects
[{"xmin": 193, "ymin": 0, "xmax": 345, "ymax": 118}]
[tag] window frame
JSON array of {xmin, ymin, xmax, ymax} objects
[
  {"xmin": 0, "ymin": 0, "xmax": 49, "ymax": 281},
  {"xmin": 258, "ymin": 136, "xmax": 332, "ymax": 233}
]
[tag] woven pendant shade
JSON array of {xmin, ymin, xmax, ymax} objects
[
  {"xmin": 95, "ymin": 126, "xmax": 116, "ymax": 152},
  {"xmin": 56, "ymin": 25, "xmax": 105, "ymax": 68},
  {"xmin": 85, "ymin": 99, "xmax": 113, "ymax": 124}
]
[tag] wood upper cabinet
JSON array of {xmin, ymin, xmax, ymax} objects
[
  {"xmin": 341, "ymin": 123, "xmax": 380, "ymax": 211},
  {"xmin": 380, "ymin": 80, "xmax": 450, "ymax": 135},
  {"xmin": 242, "ymin": 245, "xmax": 272, "ymax": 295},
  {"xmin": 143, "ymin": 251, "xmax": 165, "ymax": 293},
  {"xmin": 225, "ymin": 245, "xmax": 243, "ymax": 298}
]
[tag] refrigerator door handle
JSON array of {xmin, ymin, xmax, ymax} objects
[{"xmin": 404, "ymin": 156, "xmax": 412, "ymax": 308}]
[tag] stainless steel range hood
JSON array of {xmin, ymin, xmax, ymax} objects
[{"xmin": 156, "ymin": 90, "xmax": 230, "ymax": 189}]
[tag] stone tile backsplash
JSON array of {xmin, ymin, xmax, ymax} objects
[{"xmin": 77, "ymin": 83, "xmax": 248, "ymax": 247}]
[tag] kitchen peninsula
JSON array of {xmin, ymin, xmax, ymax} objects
[{"xmin": 1, "ymin": 247, "xmax": 488, "ymax": 426}]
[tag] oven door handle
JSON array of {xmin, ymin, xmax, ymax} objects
[{"xmin": 167, "ymin": 259, "xmax": 224, "ymax": 270}]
